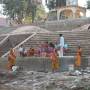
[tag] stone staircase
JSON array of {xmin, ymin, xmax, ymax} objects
[
  {"xmin": 23, "ymin": 30, "xmax": 90, "ymax": 56},
  {"xmin": 1, "ymin": 23, "xmax": 90, "ymax": 57},
  {"xmin": 8, "ymin": 34, "xmax": 30, "ymax": 47},
  {"xmin": 0, "ymin": 34, "xmax": 31, "ymax": 56},
  {"xmin": 24, "ymin": 32, "xmax": 54, "ymax": 49},
  {"xmin": 0, "ymin": 35, "xmax": 6, "ymax": 42},
  {"xmin": 35, "ymin": 18, "xmax": 90, "ymax": 31}
]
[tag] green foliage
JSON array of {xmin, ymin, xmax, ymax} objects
[
  {"xmin": 3, "ymin": 0, "xmax": 25, "ymax": 24},
  {"xmin": 3, "ymin": 0, "xmax": 44, "ymax": 24},
  {"xmin": 23, "ymin": 16, "xmax": 32, "ymax": 24},
  {"xmin": 35, "ymin": 5, "xmax": 46, "ymax": 21}
]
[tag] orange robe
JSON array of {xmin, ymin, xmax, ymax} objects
[
  {"xmin": 8, "ymin": 49, "xmax": 16, "ymax": 70},
  {"xmin": 75, "ymin": 48, "xmax": 82, "ymax": 67},
  {"xmin": 50, "ymin": 51, "xmax": 59, "ymax": 71}
]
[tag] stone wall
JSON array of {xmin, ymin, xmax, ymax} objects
[
  {"xmin": 37, "ymin": 18, "xmax": 90, "ymax": 31},
  {"xmin": 0, "ymin": 56, "xmax": 89, "ymax": 72}
]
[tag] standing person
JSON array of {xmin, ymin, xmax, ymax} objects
[
  {"xmin": 18, "ymin": 45, "xmax": 24, "ymax": 56},
  {"xmin": 59, "ymin": 34, "xmax": 64, "ymax": 57},
  {"xmin": 49, "ymin": 42, "xmax": 59, "ymax": 72},
  {"xmin": 75, "ymin": 46, "xmax": 82, "ymax": 70},
  {"xmin": 7, "ymin": 48, "xmax": 16, "ymax": 71}
]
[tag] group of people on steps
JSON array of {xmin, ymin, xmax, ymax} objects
[{"xmin": 7, "ymin": 34, "xmax": 82, "ymax": 72}]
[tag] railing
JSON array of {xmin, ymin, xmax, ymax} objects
[
  {"xmin": 2, "ymin": 32, "xmax": 37, "ymax": 58},
  {"xmin": 0, "ymin": 34, "xmax": 10, "ymax": 45}
]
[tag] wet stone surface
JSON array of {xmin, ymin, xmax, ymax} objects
[{"xmin": 0, "ymin": 70, "xmax": 90, "ymax": 90}]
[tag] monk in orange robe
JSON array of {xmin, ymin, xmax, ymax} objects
[
  {"xmin": 27, "ymin": 48, "xmax": 35, "ymax": 56},
  {"xmin": 49, "ymin": 42, "xmax": 59, "ymax": 72},
  {"xmin": 75, "ymin": 46, "xmax": 82, "ymax": 69},
  {"xmin": 7, "ymin": 48, "xmax": 16, "ymax": 70},
  {"xmin": 50, "ymin": 50, "xmax": 59, "ymax": 72}
]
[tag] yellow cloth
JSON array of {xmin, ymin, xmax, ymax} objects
[
  {"xmin": 52, "ymin": 61, "xmax": 59, "ymax": 70},
  {"xmin": 75, "ymin": 48, "xmax": 82, "ymax": 67},
  {"xmin": 7, "ymin": 49, "xmax": 16, "ymax": 70},
  {"xmin": 50, "ymin": 52, "xmax": 59, "ymax": 70}
]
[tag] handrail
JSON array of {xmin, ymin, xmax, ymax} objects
[
  {"xmin": 2, "ymin": 32, "xmax": 37, "ymax": 58},
  {"xmin": 0, "ymin": 34, "xmax": 10, "ymax": 45}
]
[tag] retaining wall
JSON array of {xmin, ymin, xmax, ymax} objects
[
  {"xmin": 0, "ymin": 56, "xmax": 89, "ymax": 72},
  {"xmin": 37, "ymin": 18, "xmax": 90, "ymax": 31}
]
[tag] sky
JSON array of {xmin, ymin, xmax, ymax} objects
[
  {"xmin": 78, "ymin": 0, "xmax": 87, "ymax": 7},
  {"xmin": 0, "ymin": 0, "xmax": 90, "ymax": 17}
]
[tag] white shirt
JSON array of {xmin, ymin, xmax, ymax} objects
[
  {"xmin": 60, "ymin": 36, "xmax": 64, "ymax": 47},
  {"xmin": 19, "ymin": 47, "xmax": 23, "ymax": 52}
]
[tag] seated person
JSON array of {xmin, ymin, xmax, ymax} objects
[
  {"xmin": 39, "ymin": 42, "xmax": 48, "ymax": 57},
  {"xmin": 27, "ymin": 48, "xmax": 35, "ymax": 56}
]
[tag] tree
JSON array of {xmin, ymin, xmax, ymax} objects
[
  {"xmin": 3, "ymin": 0, "xmax": 42, "ymax": 24},
  {"xmin": 24, "ymin": 0, "xmax": 40, "ymax": 23},
  {"xmin": 35, "ymin": 5, "xmax": 46, "ymax": 21},
  {"xmin": 87, "ymin": 0, "xmax": 90, "ymax": 9},
  {"xmin": 3, "ymin": 0, "xmax": 25, "ymax": 24},
  {"xmin": 23, "ymin": 5, "xmax": 46, "ymax": 24}
]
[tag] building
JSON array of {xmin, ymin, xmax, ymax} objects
[{"xmin": 47, "ymin": 0, "xmax": 86, "ymax": 21}]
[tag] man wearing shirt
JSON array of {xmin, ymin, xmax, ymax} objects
[{"xmin": 59, "ymin": 34, "xmax": 64, "ymax": 57}]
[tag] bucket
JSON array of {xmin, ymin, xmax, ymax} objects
[{"xmin": 68, "ymin": 64, "xmax": 74, "ymax": 71}]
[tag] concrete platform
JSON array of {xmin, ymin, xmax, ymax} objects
[{"xmin": 0, "ymin": 56, "xmax": 89, "ymax": 72}]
